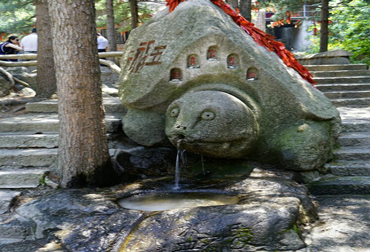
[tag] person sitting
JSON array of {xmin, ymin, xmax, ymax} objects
[
  {"xmin": 0, "ymin": 36, "xmax": 22, "ymax": 61},
  {"xmin": 20, "ymin": 28, "xmax": 38, "ymax": 54}
]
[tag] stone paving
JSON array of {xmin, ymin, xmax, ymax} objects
[{"xmin": 303, "ymin": 195, "xmax": 370, "ymax": 252}]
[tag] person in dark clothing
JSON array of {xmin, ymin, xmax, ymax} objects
[{"xmin": 0, "ymin": 36, "xmax": 22, "ymax": 61}]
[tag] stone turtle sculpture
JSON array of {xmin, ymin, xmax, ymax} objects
[{"xmin": 118, "ymin": 0, "xmax": 341, "ymax": 171}]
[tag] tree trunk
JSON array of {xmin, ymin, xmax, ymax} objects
[
  {"xmin": 35, "ymin": 0, "xmax": 57, "ymax": 98},
  {"xmin": 240, "ymin": 0, "xmax": 252, "ymax": 22},
  {"xmin": 48, "ymin": 0, "xmax": 117, "ymax": 188},
  {"xmin": 320, "ymin": 0, "xmax": 329, "ymax": 52},
  {"xmin": 105, "ymin": 0, "xmax": 117, "ymax": 52},
  {"xmin": 129, "ymin": 0, "xmax": 139, "ymax": 29},
  {"xmin": 226, "ymin": 0, "xmax": 239, "ymax": 10}
]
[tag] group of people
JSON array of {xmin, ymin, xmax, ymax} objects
[
  {"xmin": 0, "ymin": 28, "xmax": 38, "ymax": 61},
  {"xmin": 0, "ymin": 29, "xmax": 109, "ymax": 62}
]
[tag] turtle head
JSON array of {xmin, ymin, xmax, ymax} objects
[{"xmin": 165, "ymin": 90, "xmax": 259, "ymax": 158}]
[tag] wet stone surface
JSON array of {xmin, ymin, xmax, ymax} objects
[{"xmin": 0, "ymin": 166, "xmax": 317, "ymax": 252}]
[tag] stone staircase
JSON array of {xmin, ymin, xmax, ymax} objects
[
  {"xmin": 0, "ymin": 97, "xmax": 129, "ymax": 224},
  {"xmin": 305, "ymin": 64, "xmax": 370, "ymax": 194},
  {"xmin": 309, "ymin": 64, "xmax": 370, "ymax": 107}
]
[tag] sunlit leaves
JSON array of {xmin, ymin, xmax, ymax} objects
[
  {"xmin": 0, "ymin": 0, "xmax": 35, "ymax": 36},
  {"xmin": 330, "ymin": 0, "xmax": 370, "ymax": 64}
]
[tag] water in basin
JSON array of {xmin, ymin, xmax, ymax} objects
[{"xmin": 118, "ymin": 191, "xmax": 239, "ymax": 211}]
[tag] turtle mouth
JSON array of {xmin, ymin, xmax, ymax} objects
[{"xmin": 170, "ymin": 135, "xmax": 245, "ymax": 149}]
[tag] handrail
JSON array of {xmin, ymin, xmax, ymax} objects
[
  {"xmin": 0, "ymin": 51, "xmax": 124, "ymax": 60},
  {"xmin": 0, "ymin": 52, "xmax": 123, "ymax": 73}
]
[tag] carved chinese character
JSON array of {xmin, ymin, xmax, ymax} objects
[
  {"xmin": 146, "ymin": 45, "xmax": 167, "ymax": 66},
  {"xmin": 126, "ymin": 40, "xmax": 166, "ymax": 73}
]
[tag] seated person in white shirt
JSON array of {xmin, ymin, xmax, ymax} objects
[
  {"xmin": 20, "ymin": 28, "xmax": 38, "ymax": 54},
  {"xmin": 97, "ymin": 33, "xmax": 109, "ymax": 53}
]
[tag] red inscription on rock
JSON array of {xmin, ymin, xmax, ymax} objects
[{"xmin": 127, "ymin": 40, "xmax": 167, "ymax": 73}]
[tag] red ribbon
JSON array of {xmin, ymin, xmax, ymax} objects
[{"xmin": 166, "ymin": 0, "xmax": 316, "ymax": 85}]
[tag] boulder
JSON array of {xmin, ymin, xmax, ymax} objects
[
  {"xmin": 0, "ymin": 72, "xmax": 12, "ymax": 97},
  {"xmin": 118, "ymin": 0, "xmax": 341, "ymax": 171},
  {"xmin": 9, "ymin": 167, "xmax": 317, "ymax": 251}
]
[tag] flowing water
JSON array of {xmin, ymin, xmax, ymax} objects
[
  {"xmin": 118, "ymin": 192, "xmax": 239, "ymax": 212},
  {"xmin": 201, "ymin": 154, "xmax": 206, "ymax": 175},
  {"xmin": 174, "ymin": 149, "xmax": 186, "ymax": 189},
  {"xmin": 174, "ymin": 139, "xmax": 186, "ymax": 189}
]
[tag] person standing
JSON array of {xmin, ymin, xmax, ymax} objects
[
  {"xmin": 0, "ymin": 36, "xmax": 22, "ymax": 61},
  {"xmin": 97, "ymin": 33, "xmax": 109, "ymax": 52},
  {"xmin": 20, "ymin": 28, "xmax": 38, "ymax": 54}
]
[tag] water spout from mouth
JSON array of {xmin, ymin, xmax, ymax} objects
[
  {"xmin": 174, "ymin": 139, "xmax": 186, "ymax": 190},
  {"xmin": 201, "ymin": 154, "xmax": 206, "ymax": 175}
]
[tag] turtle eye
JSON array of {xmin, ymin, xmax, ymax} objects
[
  {"xmin": 170, "ymin": 107, "xmax": 180, "ymax": 117},
  {"xmin": 201, "ymin": 111, "xmax": 215, "ymax": 120}
]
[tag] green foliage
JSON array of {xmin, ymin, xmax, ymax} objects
[
  {"xmin": 329, "ymin": 0, "xmax": 370, "ymax": 65},
  {"xmin": 258, "ymin": 0, "xmax": 319, "ymax": 22},
  {"xmin": 95, "ymin": 0, "xmax": 154, "ymax": 32},
  {"xmin": 0, "ymin": 0, "xmax": 35, "ymax": 38},
  {"xmin": 307, "ymin": 0, "xmax": 370, "ymax": 64}
]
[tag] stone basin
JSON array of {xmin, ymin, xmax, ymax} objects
[{"xmin": 118, "ymin": 190, "xmax": 240, "ymax": 211}]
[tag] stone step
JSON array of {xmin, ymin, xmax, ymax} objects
[
  {"xmin": 311, "ymin": 70, "xmax": 370, "ymax": 78},
  {"xmin": 0, "ymin": 149, "xmax": 57, "ymax": 168},
  {"xmin": 330, "ymin": 98, "xmax": 370, "ymax": 107},
  {"xmin": 334, "ymin": 146, "xmax": 370, "ymax": 161},
  {"xmin": 316, "ymin": 83, "xmax": 370, "ymax": 92},
  {"xmin": 337, "ymin": 107, "xmax": 370, "ymax": 132},
  {"xmin": 307, "ymin": 176, "xmax": 370, "ymax": 195},
  {"xmin": 324, "ymin": 90, "xmax": 370, "ymax": 99},
  {"xmin": 0, "ymin": 113, "xmax": 122, "ymax": 133},
  {"xmin": 0, "ymin": 191, "xmax": 21, "ymax": 214},
  {"xmin": 338, "ymin": 132, "xmax": 370, "ymax": 147},
  {"xmin": 342, "ymin": 121, "xmax": 370, "ymax": 133},
  {"xmin": 26, "ymin": 97, "xmax": 126, "ymax": 114},
  {"xmin": 0, "ymin": 169, "xmax": 48, "ymax": 189},
  {"xmin": 314, "ymin": 76, "xmax": 370, "ymax": 84},
  {"xmin": 0, "ymin": 132, "xmax": 126, "ymax": 149},
  {"xmin": 325, "ymin": 161, "xmax": 370, "ymax": 176},
  {"xmin": 0, "ymin": 148, "xmax": 126, "ymax": 171},
  {"xmin": 0, "ymin": 132, "xmax": 59, "ymax": 149},
  {"xmin": 304, "ymin": 64, "xmax": 368, "ymax": 71}
]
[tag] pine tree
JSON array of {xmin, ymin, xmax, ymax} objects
[{"xmin": 48, "ymin": 0, "xmax": 118, "ymax": 187}]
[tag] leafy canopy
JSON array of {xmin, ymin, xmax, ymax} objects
[
  {"xmin": 329, "ymin": 0, "xmax": 370, "ymax": 64},
  {"xmin": 0, "ymin": 0, "xmax": 35, "ymax": 38}
]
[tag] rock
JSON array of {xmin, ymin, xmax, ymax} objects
[
  {"xmin": 6, "ymin": 168, "xmax": 316, "ymax": 251},
  {"xmin": 296, "ymin": 49, "xmax": 352, "ymax": 65},
  {"xmin": 0, "ymin": 213, "xmax": 35, "ymax": 244},
  {"xmin": 19, "ymin": 87, "xmax": 36, "ymax": 97},
  {"xmin": 6, "ymin": 67, "xmax": 37, "ymax": 90},
  {"xmin": 118, "ymin": 0, "xmax": 340, "ymax": 171},
  {"xmin": 115, "ymin": 146, "xmax": 177, "ymax": 177},
  {"xmin": 0, "ymin": 190, "xmax": 21, "ymax": 214},
  {"xmin": 0, "ymin": 73, "xmax": 12, "ymax": 97}
]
